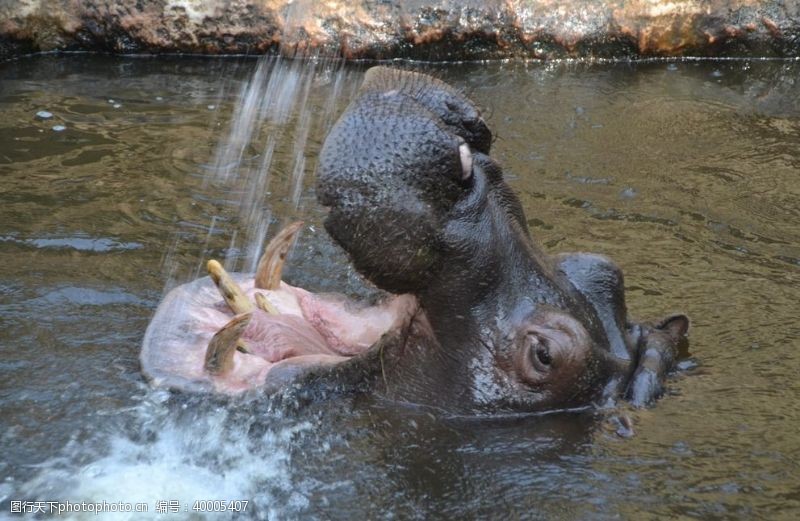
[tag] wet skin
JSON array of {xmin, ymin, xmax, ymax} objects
[{"xmin": 141, "ymin": 67, "xmax": 689, "ymax": 414}]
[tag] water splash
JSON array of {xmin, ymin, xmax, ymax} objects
[{"xmin": 13, "ymin": 390, "xmax": 317, "ymax": 520}]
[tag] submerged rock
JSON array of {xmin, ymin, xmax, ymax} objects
[{"xmin": 1, "ymin": 1, "xmax": 798, "ymax": 61}]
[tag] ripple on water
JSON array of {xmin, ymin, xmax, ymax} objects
[
  {"xmin": 27, "ymin": 286, "xmax": 149, "ymax": 308},
  {"xmin": 0, "ymin": 234, "xmax": 143, "ymax": 252}
]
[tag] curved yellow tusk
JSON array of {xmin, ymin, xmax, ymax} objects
[
  {"xmin": 255, "ymin": 221, "xmax": 304, "ymax": 290},
  {"xmin": 204, "ymin": 313, "xmax": 252, "ymax": 375},
  {"xmin": 207, "ymin": 259, "xmax": 254, "ymax": 314}
]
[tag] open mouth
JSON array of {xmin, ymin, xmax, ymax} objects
[{"xmin": 140, "ymin": 222, "xmax": 418, "ymax": 394}]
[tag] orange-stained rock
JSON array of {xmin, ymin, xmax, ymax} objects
[{"xmin": 1, "ymin": 0, "xmax": 798, "ymax": 61}]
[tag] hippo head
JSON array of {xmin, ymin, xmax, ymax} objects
[
  {"xmin": 141, "ymin": 67, "xmax": 688, "ymax": 415},
  {"xmin": 315, "ymin": 67, "xmax": 689, "ymax": 412}
]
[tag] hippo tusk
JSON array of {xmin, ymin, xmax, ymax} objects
[
  {"xmin": 255, "ymin": 221, "xmax": 304, "ymax": 290},
  {"xmin": 459, "ymin": 142, "xmax": 473, "ymax": 180},
  {"xmin": 236, "ymin": 339, "xmax": 252, "ymax": 354},
  {"xmin": 205, "ymin": 313, "xmax": 252, "ymax": 375},
  {"xmin": 254, "ymin": 292, "xmax": 279, "ymax": 315},
  {"xmin": 207, "ymin": 259, "xmax": 254, "ymax": 314}
]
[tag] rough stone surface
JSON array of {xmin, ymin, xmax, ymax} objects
[{"xmin": 1, "ymin": 0, "xmax": 799, "ymax": 61}]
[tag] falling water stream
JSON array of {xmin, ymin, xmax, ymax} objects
[
  {"xmin": 166, "ymin": 55, "xmax": 358, "ymax": 285},
  {"xmin": 1, "ymin": 55, "xmax": 799, "ymax": 519}
]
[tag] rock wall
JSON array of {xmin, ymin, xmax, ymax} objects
[{"xmin": 1, "ymin": 0, "xmax": 798, "ymax": 62}]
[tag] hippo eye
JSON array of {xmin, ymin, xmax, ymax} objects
[
  {"xmin": 535, "ymin": 345, "xmax": 552, "ymax": 366},
  {"xmin": 528, "ymin": 336, "xmax": 552, "ymax": 372}
]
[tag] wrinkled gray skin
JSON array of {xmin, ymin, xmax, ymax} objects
[{"xmin": 313, "ymin": 67, "xmax": 689, "ymax": 414}]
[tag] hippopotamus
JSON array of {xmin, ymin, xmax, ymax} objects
[{"xmin": 141, "ymin": 67, "xmax": 689, "ymax": 414}]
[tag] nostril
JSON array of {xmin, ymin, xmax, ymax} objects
[{"xmin": 459, "ymin": 142, "xmax": 473, "ymax": 180}]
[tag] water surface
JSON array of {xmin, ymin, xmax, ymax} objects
[{"xmin": 1, "ymin": 55, "xmax": 799, "ymax": 519}]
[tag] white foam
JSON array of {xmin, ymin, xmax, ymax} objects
[{"xmin": 17, "ymin": 391, "xmax": 314, "ymax": 520}]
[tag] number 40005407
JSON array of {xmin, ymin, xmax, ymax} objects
[{"xmin": 192, "ymin": 500, "xmax": 249, "ymax": 512}]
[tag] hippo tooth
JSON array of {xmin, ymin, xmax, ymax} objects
[
  {"xmin": 255, "ymin": 221, "xmax": 304, "ymax": 290},
  {"xmin": 205, "ymin": 313, "xmax": 252, "ymax": 375},
  {"xmin": 255, "ymin": 292, "xmax": 279, "ymax": 315},
  {"xmin": 459, "ymin": 142, "xmax": 473, "ymax": 180},
  {"xmin": 207, "ymin": 259, "xmax": 254, "ymax": 314},
  {"xmin": 236, "ymin": 339, "xmax": 252, "ymax": 354}
]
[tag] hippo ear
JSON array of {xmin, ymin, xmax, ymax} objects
[{"xmin": 656, "ymin": 314, "xmax": 690, "ymax": 339}]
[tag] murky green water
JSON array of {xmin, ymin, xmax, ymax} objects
[{"xmin": 1, "ymin": 55, "xmax": 799, "ymax": 519}]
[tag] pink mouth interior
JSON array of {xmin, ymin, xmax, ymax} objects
[{"xmin": 141, "ymin": 274, "xmax": 416, "ymax": 394}]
